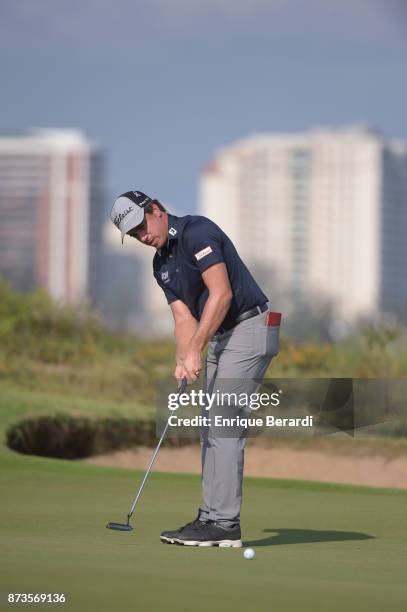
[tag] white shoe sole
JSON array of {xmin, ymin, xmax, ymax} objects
[
  {"xmin": 161, "ymin": 537, "xmax": 242, "ymax": 548},
  {"xmin": 160, "ymin": 536, "xmax": 177, "ymax": 544}
]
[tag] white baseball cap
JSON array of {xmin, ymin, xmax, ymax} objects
[{"xmin": 110, "ymin": 190, "xmax": 153, "ymax": 243}]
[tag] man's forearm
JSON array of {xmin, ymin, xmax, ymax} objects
[
  {"xmin": 190, "ymin": 292, "xmax": 232, "ymax": 352},
  {"xmin": 174, "ymin": 316, "xmax": 199, "ymax": 364}
]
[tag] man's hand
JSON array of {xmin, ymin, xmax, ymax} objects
[
  {"xmin": 183, "ymin": 346, "xmax": 203, "ymax": 383},
  {"xmin": 174, "ymin": 363, "xmax": 189, "ymax": 385},
  {"xmin": 169, "ymin": 265, "xmax": 232, "ymax": 383}
]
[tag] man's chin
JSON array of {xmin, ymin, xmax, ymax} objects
[{"xmin": 145, "ymin": 238, "xmax": 159, "ymax": 248}]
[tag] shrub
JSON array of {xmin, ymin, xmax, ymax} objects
[
  {"xmin": 6, "ymin": 414, "xmax": 194, "ymax": 459},
  {"xmin": 0, "ymin": 279, "xmax": 103, "ymax": 364}
]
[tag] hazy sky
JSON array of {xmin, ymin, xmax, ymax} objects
[{"xmin": 1, "ymin": 0, "xmax": 406, "ymax": 214}]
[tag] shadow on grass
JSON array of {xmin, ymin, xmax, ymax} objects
[{"xmin": 244, "ymin": 528, "xmax": 374, "ymax": 547}]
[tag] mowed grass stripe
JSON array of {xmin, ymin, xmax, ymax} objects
[{"xmin": 1, "ymin": 455, "xmax": 407, "ymax": 612}]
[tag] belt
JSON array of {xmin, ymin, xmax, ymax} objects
[{"xmin": 217, "ymin": 303, "xmax": 268, "ymax": 335}]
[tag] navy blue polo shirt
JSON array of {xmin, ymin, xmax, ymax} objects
[{"xmin": 153, "ymin": 214, "xmax": 268, "ymax": 331}]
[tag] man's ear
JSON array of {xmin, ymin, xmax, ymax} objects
[{"xmin": 152, "ymin": 203, "xmax": 162, "ymax": 216}]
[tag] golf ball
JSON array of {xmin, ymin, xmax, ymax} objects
[{"xmin": 243, "ymin": 548, "xmax": 255, "ymax": 560}]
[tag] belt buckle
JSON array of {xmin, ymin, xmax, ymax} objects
[{"xmin": 255, "ymin": 303, "xmax": 267, "ymax": 316}]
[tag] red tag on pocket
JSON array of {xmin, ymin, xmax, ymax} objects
[{"xmin": 265, "ymin": 311, "xmax": 282, "ymax": 327}]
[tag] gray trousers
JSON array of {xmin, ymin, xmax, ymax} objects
[{"xmin": 199, "ymin": 309, "xmax": 280, "ymax": 527}]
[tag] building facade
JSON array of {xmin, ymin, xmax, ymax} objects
[
  {"xmin": 200, "ymin": 126, "xmax": 407, "ymax": 323},
  {"xmin": 0, "ymin": 129, "xmax": 105, "ymax": 303}
]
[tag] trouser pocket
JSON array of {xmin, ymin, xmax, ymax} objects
[
  {"xmin": 265, "ymin": 324, "xmax": 280, "ymax": 357},
  {"xmin": 255, "ymin": 322, "xmax": 280, "ymax": 357},
  {"xmin": 256, "ymin": 312, "xmax": 281, "ymax": 357}
]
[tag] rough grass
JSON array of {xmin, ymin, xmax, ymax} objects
[
  {"xmin": 247, "ymin": 433, "xmax": 407, "ymax": 459},
  {"xmin": 1, "ymin": 280, "xmax": 407, "ymax": 406},
  {"xmin": 2, "ymin": 383, "xmax": 407, "ymax": 461}
]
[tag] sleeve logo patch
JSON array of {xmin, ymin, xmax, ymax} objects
[{"xmin": 195, "ymin": 246, "xmax": 213, "ymax": 261}]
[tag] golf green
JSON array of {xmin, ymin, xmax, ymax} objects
[{"xmin": 1, "ymin": 449, "xmax": 407, "ymax": 612}]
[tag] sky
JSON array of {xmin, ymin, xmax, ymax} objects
[{"xmin": 1, "ymin": 0, "xmax": 406, "ymax": 214}]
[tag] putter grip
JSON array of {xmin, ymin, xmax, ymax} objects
[{"xmin": 178, "ymin": 377, "xmax": 188, "ymax": 393}]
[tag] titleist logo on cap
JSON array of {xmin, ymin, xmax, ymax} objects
[{"xmin": 114, "ymin": 206, "xmax": 133, "ymax": 227}]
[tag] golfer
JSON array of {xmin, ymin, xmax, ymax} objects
[{"xmin": 110, "ymin": 190, "xmax": 281, "ymax": 547}]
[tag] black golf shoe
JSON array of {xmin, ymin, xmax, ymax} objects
[
  {"xmin": 174, "ymin": 520, "xmax": 242, "ymax": 548},
  {"xmin": 160, "ymin": 513, "xmax": 208, "ymax": 544}
]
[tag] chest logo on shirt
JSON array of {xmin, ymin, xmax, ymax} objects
[
  {"xmin": 194, "ymin": 246, "xmax": 213, "ymax": 261},
  {"xmin": 168, "ymin": 227, "xmax": 177, "ymax": 236},
  {"xmin": 161, "ymin": 271, "xmax": 169, "ymax": 282}
]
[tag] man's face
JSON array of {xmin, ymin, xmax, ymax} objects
[{"xmin": 127, "ymin": 204, "xmax": 168, "ymax": 249}]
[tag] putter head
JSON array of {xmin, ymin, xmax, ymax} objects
[{"xmin": 106, "ymin": 521, "xmax": 133, "ymax": 532}]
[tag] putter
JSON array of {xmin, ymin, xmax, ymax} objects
[{"xmin": 106, "ymin": 377, "xmax": 188, "ymax": 532}]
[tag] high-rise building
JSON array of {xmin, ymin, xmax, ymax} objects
[
  {"xmin": 200, "ymin": 126, "xmax": 407, "ymax": 323},
  {"xmin": 0, "ymin": 129, "xmax": 105, "ymax": 303}
]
